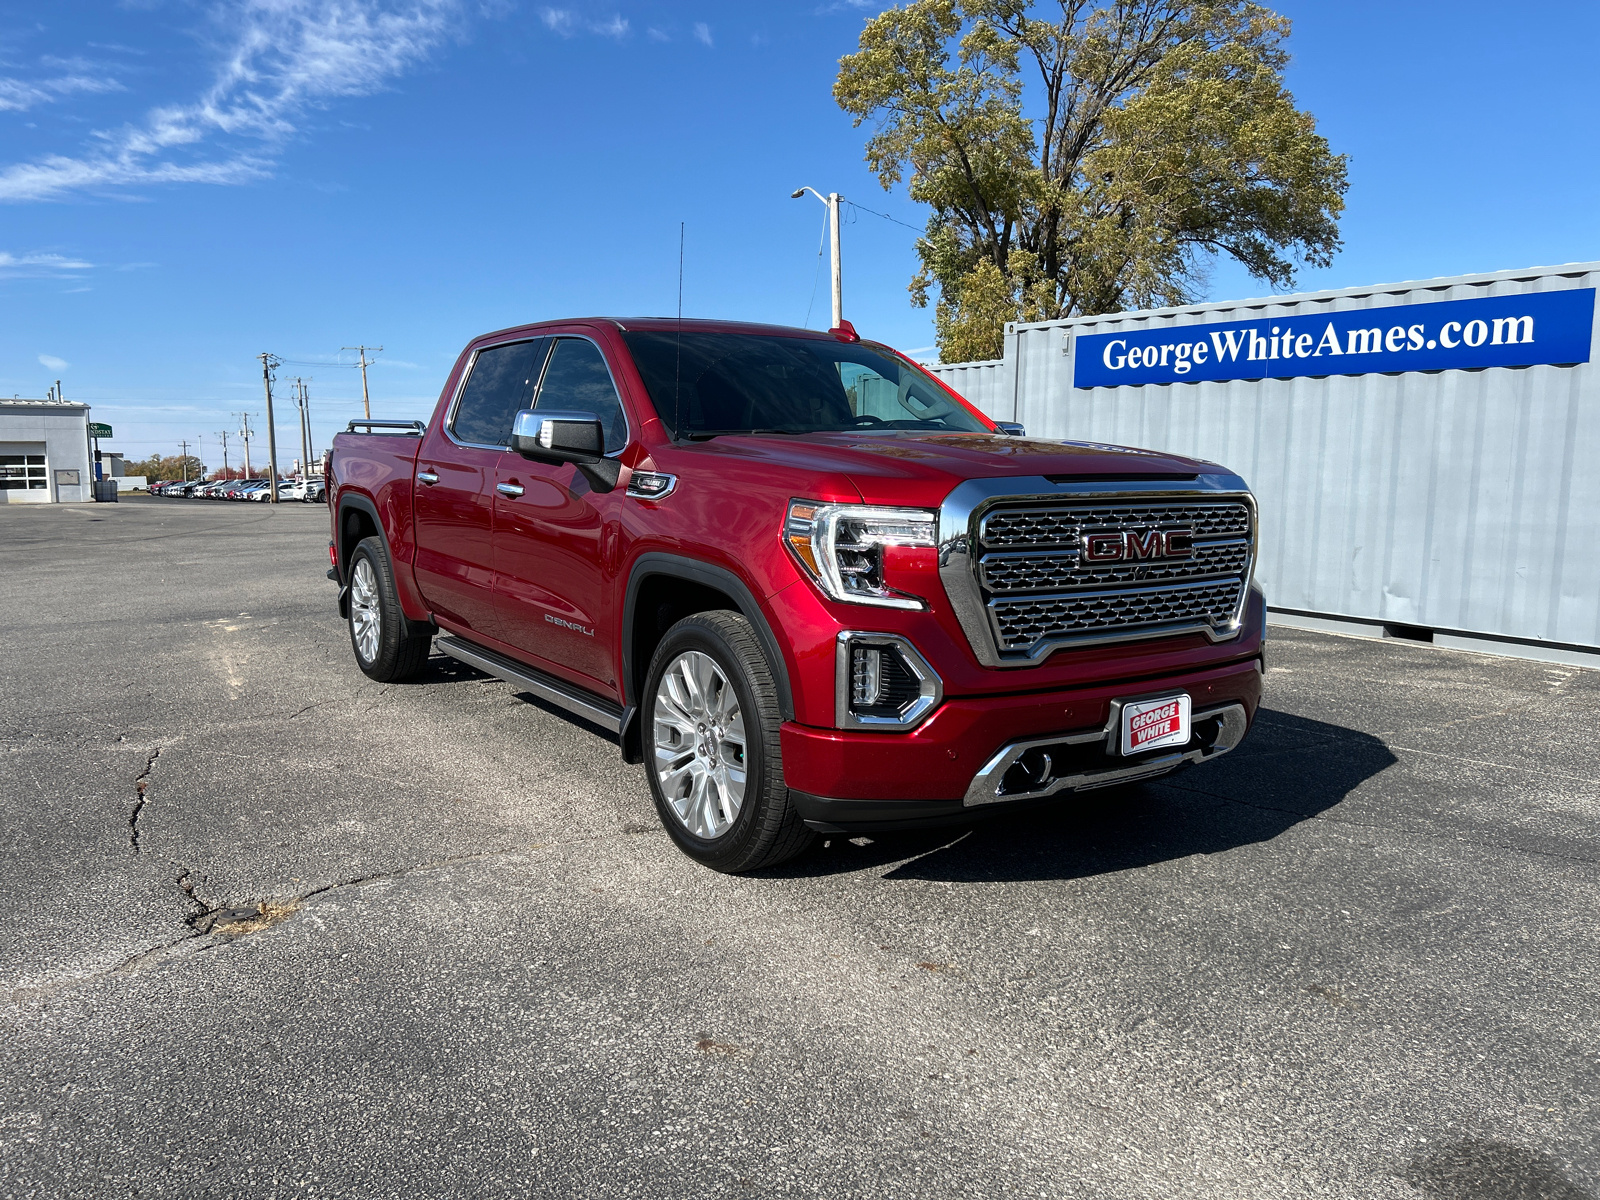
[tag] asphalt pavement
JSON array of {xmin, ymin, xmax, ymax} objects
[{"xmin": 2, "ymin": 496, "xmax": 1596, "ymax": 1199}]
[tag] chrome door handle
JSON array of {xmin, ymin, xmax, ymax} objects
[
  {"xmin": 417, "ymin": 471, "xmax": 439, "ymax": 485},
  {"xmin": 496, "ymin": 482, "xmax": 524, "ymax": 497}
]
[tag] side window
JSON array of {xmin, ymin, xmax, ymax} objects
[
  {"xmin": 535, "ymin": 338, "xmax": 628, "ymax": 454},
  {"xmin": 451, "ymin": 338, "xmax": 550, "ymax": 447},
  {"xmin": 837, "ymin": 361, "xmax": 901, "ymax": 422}
]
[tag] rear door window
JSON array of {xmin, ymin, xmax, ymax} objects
[
  {"xmin": 451, "ymin": 338, "xmax": 552, "ymax": 447},
  {"xmin": 534, "ymin": 338, "xmax": 627, "ymax": 454}
]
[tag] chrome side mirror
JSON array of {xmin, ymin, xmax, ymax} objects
[
  {"xmin": 993, "ymin": 421, "xmax": 1026, "ymax": 436},
  {"xmin": 509, "ymin": 409, "xmax": 619, "ymax": 492}
]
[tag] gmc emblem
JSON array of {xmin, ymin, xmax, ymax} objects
[{"xmin": 1084, "ymin": 528, "xmax": 1194, "ymax": 562}]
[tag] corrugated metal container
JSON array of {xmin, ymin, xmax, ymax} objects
[
  {"xmin": 926, "ymin": 262, "xmax": 1600, "ymax": 657},
  {"xmin": 927, "ymin": 355, "xmax": 1010, "ymax": 417}
]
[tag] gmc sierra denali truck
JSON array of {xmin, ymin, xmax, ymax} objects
[{"xmin": 327, "ymin": 317, "xmax": 1264, "ymax": 872}]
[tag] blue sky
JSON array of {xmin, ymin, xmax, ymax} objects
[{"xmin": 3, "ymin": 0, "xmax": 1598, "ymax": 470}]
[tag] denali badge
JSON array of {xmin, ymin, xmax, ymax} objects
[
  {"xmin": 1084, "ymin": 528, "xmax": 1194, "ymax": 563},
  {"xmin": 544, "ymin": 613, "xmax": 595, "ymax": 637}
]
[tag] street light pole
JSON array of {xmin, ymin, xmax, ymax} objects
[{"xmin": 791, "ymin": 186, "xmax": 843, "ymax": 329}]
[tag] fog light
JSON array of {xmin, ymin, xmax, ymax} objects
[
  {"xmin": 835, "ymin": 633, "xmax": 943, "ymax": 731},
  {"xmin": 851, "ymin": 646, "xmax": 882, "ymax": 707}
]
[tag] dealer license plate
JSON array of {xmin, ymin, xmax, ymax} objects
[{"xmin": 1120, "ymin": 694, "xmax": 1192, "ymax": 757}]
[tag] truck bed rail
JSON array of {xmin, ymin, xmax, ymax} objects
[{"xmin": 344, "ymin": 419, "xmax": 425, "ymax": 435}]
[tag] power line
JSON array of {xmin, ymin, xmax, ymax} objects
[
  {"xmin": 844, "ymin": 199, "xmax": 925, "ymax": 234},
  {"xmin": 803, "ymin": 203, "xmax": 828, "ymax": 330}
]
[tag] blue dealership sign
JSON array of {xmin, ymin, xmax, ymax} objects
[{"xmin": 1072, "ymin": 288, "xmax": 1595, "ymax": 388}]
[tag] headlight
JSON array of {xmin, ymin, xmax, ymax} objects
[{"xmin": 784, "ymin": 501, "xmax": 936, "ymax": 610}]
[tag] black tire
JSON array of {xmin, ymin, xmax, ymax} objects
[
  {"xmin": 347, "ymin": 535, "xmax": 431, "ymax": 682},
  {"xmin": 642, "ymin": 611, "xmax": 813, "ymax": 873}
]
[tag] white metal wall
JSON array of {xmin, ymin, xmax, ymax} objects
[
  {"xmin": 0, "ymin": 401, "xmax": 93, "ymax": 503},
  {"xmin": 926, "ymin": 263, "xmax": 1600, "ymax": 651}
]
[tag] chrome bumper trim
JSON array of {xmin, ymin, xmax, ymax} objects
[{"xmin": 961, "ymin": 702, "xmax": 1249, "ymax": 807}]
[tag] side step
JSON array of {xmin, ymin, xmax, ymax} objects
[{"xmin": 435, "ymin": 634, "xmax": 626, "ymax": 734}]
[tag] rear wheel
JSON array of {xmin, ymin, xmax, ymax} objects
[
  {"xmin": 347, "ymin": 536, "xmax": 431, "ymax": 682},
  {"xmin": 643, "ymin": 611, "xmax": 812, "ymax": 873}
]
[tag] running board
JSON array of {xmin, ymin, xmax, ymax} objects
[{"xmin": 435, "ymin": 635, "xmax": 625, "ymax": 734}]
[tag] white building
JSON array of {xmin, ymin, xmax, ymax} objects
[{"xmin": 0, "ymin": 398, "xmax": 96, "ymax": 504}]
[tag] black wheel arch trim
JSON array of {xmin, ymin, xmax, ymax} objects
[
  {"xmin": 622, "ymin": 552, "xmax": 796, "ymax": 725},
  {"xmin": 335, "ymin": 492, "xmax": 434, "ymax": 637}
]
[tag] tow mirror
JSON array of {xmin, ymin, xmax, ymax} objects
[{"xmin": 509, "ymin": 409, "xmax": 620, "ymax": 492}]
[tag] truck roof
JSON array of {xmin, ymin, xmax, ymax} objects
[{"xmin": 471, "ymin": 316, "xmax": 851, "ymax": 343}]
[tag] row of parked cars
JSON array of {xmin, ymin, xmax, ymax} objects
[{"xmin": 151, "ymin": 476, "xmax": 326, "ymax": 502}]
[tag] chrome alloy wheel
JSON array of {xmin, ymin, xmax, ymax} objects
[
  {"xmin": 350, "ymin": 556, "xmax": 382, "ymax": 664},
  {"xmin": 652, "ymin": 650, "xmax": 748, "ymax": 840}
]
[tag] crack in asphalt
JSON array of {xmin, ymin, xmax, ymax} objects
[
  {"xmin": 129, "ymin": 747, "xmax": 161, "ymax": 855},
  {"xmin": 1, "ymin": 847, "xmax": 515, "ymax": 1008}
]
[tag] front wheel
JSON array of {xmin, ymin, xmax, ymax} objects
[
  {"xmin": 347, "ymin": 536, "xmax": 431, "ymax": 682},
  {"xmin": 643, "ymin": 611, "xmax": 813, "ymax": 873}
]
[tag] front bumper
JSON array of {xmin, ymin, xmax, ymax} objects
[{"xmin": 782, "ymin": 655, "xmax": 1261, "ymax": 833}]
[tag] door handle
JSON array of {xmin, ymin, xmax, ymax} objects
[
  {"xmin": 417, "ymin": 470, "xmax": 439, "ymax": 485},
  {"xmin": 496, "ymin": 482, "xmax": 525, "ymax": 497}
]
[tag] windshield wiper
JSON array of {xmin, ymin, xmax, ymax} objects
[{"xmin": 678, "ymin": 428, "xmax": 805, "ymax": 441}]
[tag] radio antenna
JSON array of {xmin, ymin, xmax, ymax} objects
[{"xmin": 674, "ymin": 221, "xmax": 684, "ymax": 441}]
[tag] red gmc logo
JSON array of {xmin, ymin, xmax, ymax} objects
[{"xmin": 1084, "ymin": 528, "xmax": 1194, "ymax": 563}]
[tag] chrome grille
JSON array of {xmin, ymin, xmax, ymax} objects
[
  {"xmin": 965, "ymin": 492, "xmax": 1254, "ymax": 658},
  {"xmin": 981, "ymin": 501, "xmax": 1251, "ymax": 548},
  {"xmin": 991, "ymin": 579, "xmax": 1247, "ymax": 652},
  {"xmin": 980, "ymin": 538, "xmax": 1250, "ymax": 593}
]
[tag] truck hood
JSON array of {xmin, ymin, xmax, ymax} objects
[{"xmin": 684, "ymin": 430, "xmax": 1224, "ymax": 506}]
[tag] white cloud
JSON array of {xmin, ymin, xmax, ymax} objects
[
  {"xmin": 39, "ymin": 354, "xmax": 70, "ymax": 370},
  {"xmin": 647, "ymin": 26, "xmax": 669, "ymax": 42},
  {"xmin": 693, "ymin": 22, "xmax": 712, "ymax": 46},
  {"xmin": 0, "ymin": 0, "xmax": 468, "ymax": 203},
  {"xmin": 0, "ymin": 250, "xmax": 95, "ymax": 277},
  {"xmin": 543, "ymin": 8, "xmax": 629, "ymax": 39},
  {"xmin": 0, "ymin": 58, "xmax": 125, "ymax": 113}
]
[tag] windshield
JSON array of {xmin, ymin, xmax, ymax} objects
[{"xmin": 622, "ymin": 331, "xmax": 989, "ymax": 437}]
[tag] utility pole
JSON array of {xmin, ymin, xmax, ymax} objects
[
  {"xmin": 237, "ymin": 412, "xmax": 254, "ymax": 480},
  {"xmin": 294, "ymin": 378, "xmax": 313, "ymax": 483},
  {"xmin": 302, "ymin": 379, "xmax": 315, "ymax": 468},
  {"xmin": 179, "ymin": 439, "xmax": 190, "ymax": 482},
  {"xmin": 790, "ymin": 187, "xmax": 843, "ymax": 329},
  {"xmin": 342, "ymin": 345, "xmax": 382, "ymax": 419},
  {"xmin": 197, "ymin": 434, "xmax": 204, "ymax": 481},
  {"xmin": 258, "ymin": 353, "xmax": 282, "ymax": 503},
  {"xmin": 214, "ymin": 430, "xmax": 230, "ymax": 478}
]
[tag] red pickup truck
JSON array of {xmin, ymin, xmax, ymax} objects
[{"xmin": 327, "ymin": 317, "xmax": 1264, "ymax": 872}]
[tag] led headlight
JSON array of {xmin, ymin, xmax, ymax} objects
[{"xmin": 784, "ymin": 501, "xmax": 937, "ymax": 610}]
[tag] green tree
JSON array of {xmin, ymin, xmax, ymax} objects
[
  {"xmin": 125, "ymin": 454, "xmax": 204, "ymax": 482},
  {"xmin": 834, "ymin": 0, "xmax": 1348, "ymax": 362}
]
